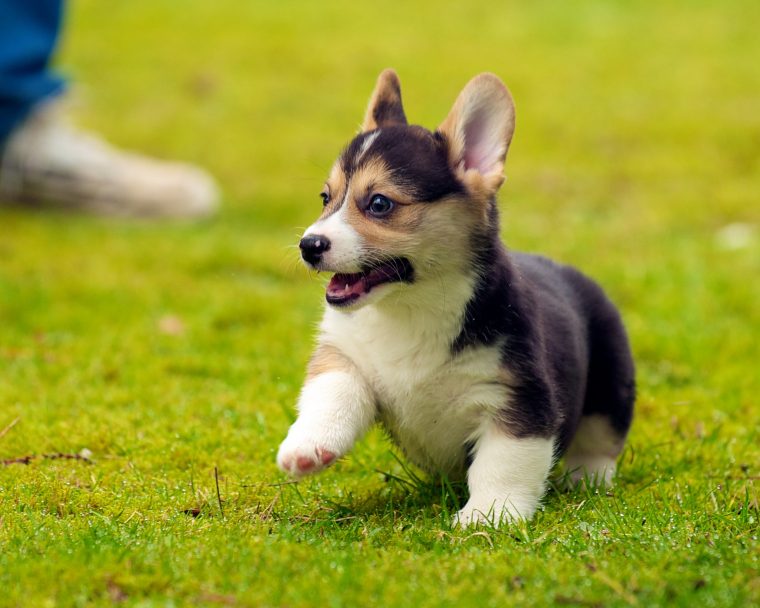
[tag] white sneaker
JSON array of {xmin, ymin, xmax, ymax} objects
[{"xmin": 0, "ymin": 100, "xmax": 219, "ymax": 218}]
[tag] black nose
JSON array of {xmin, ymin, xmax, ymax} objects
[{"xmin": 299, "ymin": 234, "xmax": 331, "ymax": 265}]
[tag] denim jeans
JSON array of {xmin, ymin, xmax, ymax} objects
[{"xmin": 0, "ymin": 0, "xmax": 65, "ymax": 144}]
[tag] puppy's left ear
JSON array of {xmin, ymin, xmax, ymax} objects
[
  {"xmin": 437, "ymin": 73, "xmax": 515, "ymax": 193},
  {"xmin": 362, "ymin": 69, "xmax": 408, "ymax": 132}
]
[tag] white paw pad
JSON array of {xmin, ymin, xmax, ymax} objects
[{"xmin": 277, "ymin": 439, "xmax": 337, "ymax": 477}]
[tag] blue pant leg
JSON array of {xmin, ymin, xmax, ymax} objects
[{"xmin": 0, "ymin": 0, "xmax": 66, "ymax": 144}]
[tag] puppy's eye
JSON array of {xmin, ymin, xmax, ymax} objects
[
  {"xmin": 320, "ymin": 192, "xmax": 330, "ymax": 206},
  {"xmin": 367, "ymin": 194, "xmax": 394, "ymax": 217}
]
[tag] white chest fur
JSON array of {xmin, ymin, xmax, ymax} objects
[{"xmin": 319, "ymin": 279, "xmax": 510, "ymax": 476}]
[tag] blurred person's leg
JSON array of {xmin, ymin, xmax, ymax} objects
[
  {"xmin": 0, "ymin": 0, "xmax": 65, "ymax": 140},
  {"xmin": 0, "ymin": 0, "xmax": 219, "ymax": 218}
]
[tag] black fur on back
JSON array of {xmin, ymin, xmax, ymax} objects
[{"xmin": 453, "ymin": 212, "xmax": 635, "ymax": 456}]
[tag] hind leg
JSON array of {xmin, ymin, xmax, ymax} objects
[
  {"xmin": 565, "ymin": 295, "xmax": 635, "ymax": 488},
  {"xmin": 563, "ymin": 415, "xmax": 624, "ymax": 487}
]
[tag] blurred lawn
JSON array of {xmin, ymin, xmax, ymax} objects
[{"xmin": 1, "ymin": 0, "xmax": 758, "ymax": 606}]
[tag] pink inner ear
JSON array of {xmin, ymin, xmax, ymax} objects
[
  {"xmin": 464, "ymin": 144, "xmax": 491, "ymax": 173},
  {"xmin": 462, "ymin": 113, "xmax": 500, "ymax": 174}
]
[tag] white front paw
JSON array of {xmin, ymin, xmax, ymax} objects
[
  {"xmin": 454, "ymin": 503, "xmax": 494, "ymax": 528},
  {"xmin": 276, "ymin": 432, "xmax": 338, "ymax": 478},
  {"xmin": 454, "ymin": 496, "xmax": 536, "ymax": 528}
]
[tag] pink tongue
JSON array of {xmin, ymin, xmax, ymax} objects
[{"xmin": 327, "ymin": 273, "xmax": 367, "ymax": 299}]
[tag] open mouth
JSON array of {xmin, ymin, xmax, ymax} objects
[{"xmin": 326, "ymin": 257, "xmax": 414, "ymax": 306}]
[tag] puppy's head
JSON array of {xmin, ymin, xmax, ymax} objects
[{"xmin": 300, "ymin": 69, "xmax": 515, "ymax": 309}]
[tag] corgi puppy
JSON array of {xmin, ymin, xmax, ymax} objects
[{"xmin": 277, "ymin": 70, "xmax": 635, "ymax": 526}]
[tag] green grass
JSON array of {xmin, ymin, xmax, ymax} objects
[{"xmin": 1, "ymin": 0, "xmax": 758, "ymax": 606}]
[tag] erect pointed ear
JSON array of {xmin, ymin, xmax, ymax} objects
[
  {"xmin": 437, "ymin": 73, "xmax": 515, "ymax": 190},
  {"xmin": 361, "ymin": 69, "xmax": 408, "ymax": 132}
]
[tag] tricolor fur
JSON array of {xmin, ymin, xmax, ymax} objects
[{"xmin": 277, "ymin": 70, "xmax": 636, "ymax": 526}]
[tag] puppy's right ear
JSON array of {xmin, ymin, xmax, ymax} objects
[
  {"xmin": 361, "ymin": 69, "xmax": 408, "ymax": 132},
  {"xmin": 437, "ymin": 73, "xmax": 515, "ymax": 194}
]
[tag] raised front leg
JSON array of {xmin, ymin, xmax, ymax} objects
[
  {"xmin": 277, "ymin": 345, "xmax": 375, "ymax": 478},
  {"xmin": 456, "ymin": 423, "xmax": 555, "ymax": 526}
]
